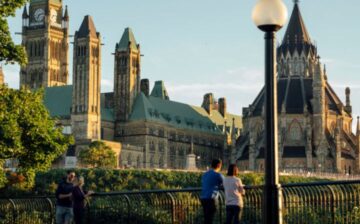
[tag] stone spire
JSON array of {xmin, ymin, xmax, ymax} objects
[
  {"xmin": 71, "ymin": 15, "xmax": 102, "ymax": 141},
  {"xmin": 62, "ymin": 5, "xmax": 69, "ymax": 29},
  {"xmin": 282, "ymin": 1, "xmax": 311, "ymax": 47},
  {"xmin": 22, "ymin": 5, "xmax": 29, "ymax": 27},
  {"xmin": 113, "ymin": 27, "xmax": 141, "ymax": 123},
  {"xmin": 117, "ymin": 27, "xmax": 139, "ymax": 51},
  {"xmin": 231, "ymin": 117, "xmax": 237, "ymax": 146},
  {"xmin": 357, "ymin": 116, "xmax": 360, "ymax": 173},
  {"xmin": 63, "ymin": 5, "xmax": 69, "ymax": 20},
  {"xmin": 76, "ymin": 15, "xmax": 98, "ymax": 38},
  {"xmin": 277, "ymin": 1, "xmax": 318, "ymax": 78},
  {"xmin": 22, "ymin": 5, "xmax": 28, "ymax": 18}
]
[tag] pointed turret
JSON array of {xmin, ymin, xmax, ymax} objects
[
  {"xmin": 71, "ymin": 15, "xmax": 102, "ymax": 141},
  {"xmin": 22, "ymin": 5, "xmax": 29, "ymax": 27},
  {"xmin": 231, "ymin": 117, "xmax": 237, "ymax": 140},
  {"xmin": 277, "ymin": 2, "xmax": 318, "ymax": 78},
  {"xmin": 117, "ymin": 27, "xmax": 139, "ymax": 51},
  {"xmin": 357, "ymin": 116, "xmax": 360, "ymax": 173},
  {"xmin": 150, "ymin": 81, "xmax": 170, "ymax": 100},
  {"xmin": 63, "ymin": 5, "xmax": 69, "ymax": 21},
  {"xmin": 282, "ymin": 2, "xmax": 311, "ymax": 47},
  {"xmin": 113, "ymin": 27, "xmax": 141, "ymax": 124},
  {"xmin": 62, "ymin": 5, "xmax": 69, "ymax": 29},
  {"xmin": 22, "ymin": 5, "xmax": 28, "ymax": 18},
  {"xmin": 76, "ymin": 15, "xmax": 98, "ymax": 38}
]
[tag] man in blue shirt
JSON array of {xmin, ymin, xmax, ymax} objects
[
  {"xmin": 200, "ymin": 159, "xmax": 224, "ymax": 224},
  {"xmin": 55, "ymin": 170, "xmax": 76, "ymax": 224}
]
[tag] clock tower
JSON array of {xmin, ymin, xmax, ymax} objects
[{"xmin": 20, "ymin": 0, "xmax": 69, "ymax": 88}]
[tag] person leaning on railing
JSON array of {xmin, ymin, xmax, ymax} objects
[
  {"xmin": 72, "ymin": 176, "xmax": 94, "ymax": 224},
  {"xmin": 223, "ymin": 164, "xmax": 245, "ymax": 224},
  {"xmin": 200, "ymin": 159, "xmax": 224, "ymax": 224},
  {"xmin": 55, "ymin": 170, "xmax": 76, "ymax": 224}
]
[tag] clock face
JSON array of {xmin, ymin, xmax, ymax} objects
[
  {"xmin": 34, "ymin": 8, "xmax": 45, "ymax": 22},
  {"xmin": 50, "ymin": 9, "xmax": 57, "ymax": 23}
]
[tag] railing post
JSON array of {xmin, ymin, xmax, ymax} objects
[
  {"xmin": 123, "ymin": 195, "xmax": 131, "ymax": 222},
  {"xmin": 85, "ymin": 197, "xmax": 91, "ymax": 224},
  {"xmin": 45, "ymin": 197, "xmax": 54, "ymax": 224},
  {"xmin": 8, "ymin": 199, "xmax": 16, "ymax": 224},
  {"xmin": 166, "ymin": 192, "xmax": 176, "ymax": 224},
  {"xmin": 326, "ymin": 185, "xmax": 337, "ymax": 224},
  {"xmin": 219, "ymin": 192, "xmax": 224, "ymax": 223}
]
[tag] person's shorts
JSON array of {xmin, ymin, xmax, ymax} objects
[{"xmin": 55, "ymin": 205, "xmax": 73, "ymax": 224}]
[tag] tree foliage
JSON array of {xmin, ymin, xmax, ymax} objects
[
  {"xmin": 0, "ymin": 85, "xmax": 73, "ymax": 188},
  {"xmin": 0, "ymin": 0, "xmax": 28, "ymax": 65},
  {"xmin": 79, "ymin": 141, "xmax": 117, "ymax": 168}
]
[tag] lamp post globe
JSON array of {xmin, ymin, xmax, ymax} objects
[
  {"xmin": 252, "ymin": 0, "xmax": 288, "ymax": 32},
  {"xmin": 251, "ymin": 0, "xmax": 288, "ymax": 223}
]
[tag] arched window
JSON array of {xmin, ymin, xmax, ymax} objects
[
  {"xmin": 289, "ymin": 120, "xmax": 302, "ymax": 141},
  {"xmin": 137, "ymin": 155, "xmax": 141, "ymax": 168},
  {"xmin": 150, "ymin": 156, "xmax": 154, "ymax": 168},
  {"xmin": 159, "ymin": 156, "xmax": 164, "ymax": 168},
  {"xmin": 127, "ymin": 153, "xmax": 132, "ymax": 166},
  {"xmin": 330, "ymin": 122, "xmax": 336, "ymax": 137}
]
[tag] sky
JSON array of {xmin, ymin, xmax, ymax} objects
[{"xmin": 3, "ymin": 0, "xmax": 360, "ymax": 128}]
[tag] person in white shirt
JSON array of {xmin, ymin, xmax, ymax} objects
[{"xmin": 223, "ymin": 164, "xmax": 245, "ymax": 224}]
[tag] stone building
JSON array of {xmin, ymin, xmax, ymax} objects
[
  {"xmin": 20, "ymin": 0, "xmax": 69, "ymax": 88},
  {"xmin": 21, "ymin": 0, "xmax": 242, "ymax": 169},
  {"xmin": 235, "ymin": 2, "xmax": 360, "ymax": 174}
]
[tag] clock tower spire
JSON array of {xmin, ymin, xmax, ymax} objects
[{"xmin": 20, "ymin": 0, "xmax": 69, "ymax": 88}]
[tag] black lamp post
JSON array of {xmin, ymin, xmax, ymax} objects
[{"xmin": 252, "ymin": 0, "xmax": 288, "ymax": 223}]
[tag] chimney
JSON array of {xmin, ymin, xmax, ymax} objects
[
  {"xmin": 218, "ymin": 98, "xmax": 227, "ymax": 117},
  {"xmin": 140, "ymin": 79, "xmax": 149, "ymax": 96},
  {"xmin": 202, "ymin": 93, "xmax": 214, "ymax": 115},
  {"xmin": 345, "ymin": 87, "xmax": 352, "ymax": 114}
]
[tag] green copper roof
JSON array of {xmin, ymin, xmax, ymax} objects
[
  {"xmin": 30, "ymin": 0, "xmax": 61, "ymax": 4},
  {"xmin": 117, "ymin": 27, "xmax": 138, "ymax": 51},
  {"xmin": 129, "ymin": 93, "xmax": 242, "ymax": 134},
  {"xmin": 77, "ymin": 15, "xmax": 98, "ymax": 38},
  {"xmin": 43, "ymin": 85, "xmax": 114, "ymax": 121},
  {"xmin": 43, "ymin": 85, "xmax": 242, "ymax": 133},
  {"xmin": 44, "ymin": 85, "xmax": 72, "ymax": 118},
  {"xmin": 101, "ymin": 108, "xmax": 114, "ymax": 122},
  {"xmin": 150, "ymin": 81, "xmax": 169, "ymax": 100}
]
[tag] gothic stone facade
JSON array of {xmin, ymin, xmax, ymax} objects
[
  {"xmin": 235, "ymin": 3, "xmax": 360, "ymax": 174},
  {"xmin": 21, "ymin": 0, "xmax": 242, "ymax": 169}
]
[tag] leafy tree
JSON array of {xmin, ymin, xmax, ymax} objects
[
  {"xmin": 0, "ymin": 0, "xmax": 28, "ymax": 65},
  {"xmin": 0, "ymin": 85, "xmax": 73, "ymax": 188},
  {"xmin": 79, "ymin": 141, "xmax": 117, "ymax": 168}
]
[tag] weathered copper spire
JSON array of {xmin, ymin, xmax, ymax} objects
[{"xmin": 282, "ymin": 2, "xmax": 311, "ymax": 46}]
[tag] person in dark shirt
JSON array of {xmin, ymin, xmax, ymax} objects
[
  {"xmin": 72, "ymin": 176, "xmax": 94, "ymax": 224},
  {"xmin": 55, "ymin": 170, "xmax": 75, "ymax": 224},
  {"xmin": 200, "ymin": 159, "xmax": 224, "ymax": 224}
]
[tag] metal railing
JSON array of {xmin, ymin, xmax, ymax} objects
[
  {"xmin": 280, "ymin": 170, "xmax": 360, "ymax": 180},
  {"xmin": 1, "ymin": 180, "xmax": 360, "ymax": 223}
]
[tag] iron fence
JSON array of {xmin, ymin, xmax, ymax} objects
[{"xmin": 1, "ymin": 180, "xmax": 360, "ymax": 223}]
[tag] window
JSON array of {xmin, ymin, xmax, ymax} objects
[
  {"xmin": 289, "ymin": 121, "xmax": 302, "ymax": 141},
  {"xmin": 62, "ymin": 126, "xmax": 72, "ymax": 135}
]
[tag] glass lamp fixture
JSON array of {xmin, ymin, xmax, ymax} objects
[{"xmin": 252, "ymin": 0, "xmax": 288, "ymax": 32}]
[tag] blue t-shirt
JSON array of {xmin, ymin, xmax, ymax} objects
[{"xmin": 200, "ymin": 169, "xmax": 224, "ymax": 199}]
